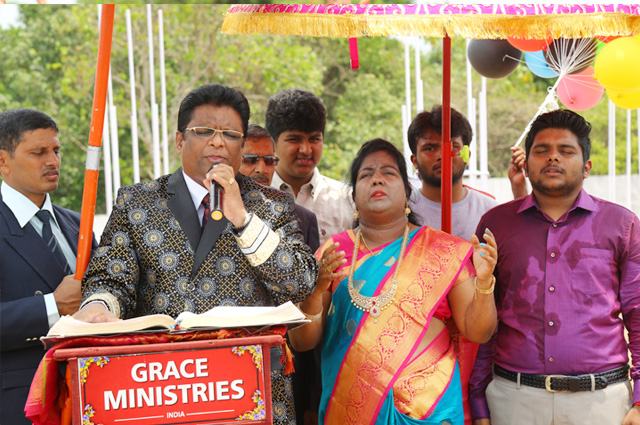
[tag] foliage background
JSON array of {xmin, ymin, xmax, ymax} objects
[{"xmin": 0, "ymin": 5, "xmax": 636, "ymax": 212}]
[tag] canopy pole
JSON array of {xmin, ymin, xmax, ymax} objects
[
  {"xmin": 441, "ymin": 35, "xmax": 452, "ymax": 234},
  {"xmin": 76, "ymin": 4, "xmax": 115, "ymax": 279}
]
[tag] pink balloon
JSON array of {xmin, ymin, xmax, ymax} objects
[{"xmin": 557, "ymin": 66, "xmax": 604, "ymax": 111}]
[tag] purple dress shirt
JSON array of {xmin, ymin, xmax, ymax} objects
[{"xmin": 469, "ymin": 190, "xmax": 640, "ymax": 419}]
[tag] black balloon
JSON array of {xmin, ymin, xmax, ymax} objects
[
  {"xmin": 467, "ymin": 39, "xmax": 522, "ymax": 79},
  {"xmin": 544, "ymin": 38, "xmax": 598, "ymax": 75}
]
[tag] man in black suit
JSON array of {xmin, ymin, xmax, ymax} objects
[
  {"xmin": 240, "ymin": 124, "xmax": 320, "ymax": 252},
  {"xmin": 0, "ymin": 108, "xmax": 93, "ymax": 424}
]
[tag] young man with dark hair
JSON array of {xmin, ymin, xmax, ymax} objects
[
  {"xmin": 408, "ymin": 105, "xmax": 497, "ymax": 240},
  {"xmin": 469, "ymin": 109, "xmax": 640, "ymax": 425},
  {"xmin": 240, "ymin": 123, "xmax": 319, "ymax": 252},
  {"xmin": 266, "ymin": 88, "xmax": 354, "ymax": 244},
  {"xmin": 0, "ymin": 108, "xmax": 95, "ymax": 424},
  {"xmin": 75, "ymin": 84, "xmax": 318, "ymax": 425}
]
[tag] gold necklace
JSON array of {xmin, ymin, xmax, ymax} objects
[
  {"xmin": 348, "ymin": 224, "xmax": 409, "ymax": 323},
  {"xmin": 360, "ymin": 233, "xmax": 382, "ymax": 256}
]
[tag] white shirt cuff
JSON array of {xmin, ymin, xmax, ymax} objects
[{"xmin": 44, "ymin": 293, "xmax": 61, "ymax": 329}]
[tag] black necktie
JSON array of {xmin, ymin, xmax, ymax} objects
[
  {"xmin": 35, "ymin": 209, "xmax": 72, "ymax": 275},
  {"xmin": 201, "ymin": 193, "xmax": 210, "ymax": 232}
]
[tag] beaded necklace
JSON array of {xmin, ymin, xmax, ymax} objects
[{"xmin": 347, "ymin": 224, "xmax": 409, "ymax": 323}]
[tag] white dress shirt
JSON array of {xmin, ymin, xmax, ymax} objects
[{"xmin": 271, "ymin": 168, "xmax": 354, "ymax": 245}]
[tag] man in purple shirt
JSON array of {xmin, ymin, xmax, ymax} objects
[{"xmin": 469, "ymin": 109, "xmax": 640, "ymax": 425}]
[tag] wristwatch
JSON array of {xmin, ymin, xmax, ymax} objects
[{"xmin": 233, "ymin": 212, "xmax": 253, "ymax": 233}]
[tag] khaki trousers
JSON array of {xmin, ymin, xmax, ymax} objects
[{"xmin": 486, "ymin": 374, "xmax": 632, "ymax": 425}]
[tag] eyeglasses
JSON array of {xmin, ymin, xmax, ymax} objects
[
  {"xmin": 184, "ymin": 127, "xmax": 244, "ymax": 143},
  {"xmin": 242, "ymin": 154, "xmax": 280, "ymax": 166}
]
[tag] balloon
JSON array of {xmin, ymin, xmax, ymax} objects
[
  {"xmin": 595, "ymin": 37, "xmax": 640, "ymax": 92},
  {"xmin": 467, "ymin": 39, "xmax": 522, "ymax": 79},
  {"xmin": 544, "ymin": 38, "xmax": 598, "ymax": 75},
  {"xmin": 557, "ymin": 66, "xmax": 604, "ymax": 111},
  {"xmin": 597, "ymin": 35, "xmax": 622, "ymax": 43},
  {"xmin": 607, "ymin": 88, "xmax": 640, "ymax": 109},
  {"xmin": 507, "ymin": 36, "xmax": 553, "ymax": 52},
  {"xmin": 524, "ymin": 50, "xmax": 559, "ymax": 78}
]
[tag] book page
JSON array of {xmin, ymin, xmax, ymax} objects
[
  {"xmin": 45, "ymin": 314, "xmax": 176, "ymax": 338},
  {"xmin": 44, "ymin": 302, "xmax": 309, "ymax": 340},
  {"xmin": 177, "ymin": 301, "xmax": 308, "ymax": 330}
]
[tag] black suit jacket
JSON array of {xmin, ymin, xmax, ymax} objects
[
  {"xmin": 293, "ymin": 204, "xmax": 320, "ymax": 253},
  {"xmin": 0, "ymin": 192, "xmax": 92, "ymax": 425},
  {"xmin": 289, "ymin": 203, "xmax": 321, "ymax": 422}
]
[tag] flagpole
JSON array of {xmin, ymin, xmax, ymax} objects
[
  {"xmin": 76, "ymin": 4, "xmax": 115, "ymax": 278},
  {"xmin": 441, "ymin": 35, "xmax": 452, "ymax": 234}
]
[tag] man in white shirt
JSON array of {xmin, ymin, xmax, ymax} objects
[
  {"xmin": 408, "ymin": 105, "xmax": 498, "ymax": 241},
  {"xmin": 266, "ymin": 88, "xmax": 354, "ymax": 245},
  {"xmin": 0, "ymin": 108, "xmax": 93, "ymax": 425}
]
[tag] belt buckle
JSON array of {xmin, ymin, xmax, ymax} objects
[{"xmin": 545, "ymin": 375, "xmax": 568, "ymax": 392}]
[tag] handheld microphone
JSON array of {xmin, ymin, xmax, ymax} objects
[{"xmin": 209, "ymin": 164, "xmax": 224, "ymax": 221}]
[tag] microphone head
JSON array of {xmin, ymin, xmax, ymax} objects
[{"xmin": 211, "ymin": 210, "xmax": 224, "ymax": 221}]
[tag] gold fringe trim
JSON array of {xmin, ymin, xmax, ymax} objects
[{"xmin": 222, "ymin": 12, "xmax": 640, "ymax": 39}]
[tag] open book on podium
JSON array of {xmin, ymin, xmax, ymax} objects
[{"xmin": 44, "ymin": 301, "xmax": 309, "ymax": 339}]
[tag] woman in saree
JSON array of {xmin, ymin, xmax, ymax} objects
[{"xmin": 289, "ymin": 139, "xmax": 497, "ymax": 425}]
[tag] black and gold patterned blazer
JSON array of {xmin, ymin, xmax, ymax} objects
[{"xmin": 81, "ymin": 169, "xmax": 318, "ymax": 319}]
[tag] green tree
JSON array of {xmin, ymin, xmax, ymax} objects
[
  {"xmin": 1, "ymin": 5, "xmax": 636, "ymax": 214},
  {"xmin": 0, "ymin": 6, "xmax": 99, "ymax": 209}
]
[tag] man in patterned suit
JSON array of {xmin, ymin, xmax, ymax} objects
[{"xmin": 74, "ymin": 84, "xmax": 319, "ymax": 425}]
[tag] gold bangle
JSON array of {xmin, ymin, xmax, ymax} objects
[
  {"xmin": 474, "ymin": 275, "xmax": 496, "ymax": 299},
  {"xmin": 297, "ymin": 302, "xmax": 322, "ymax": 321}
]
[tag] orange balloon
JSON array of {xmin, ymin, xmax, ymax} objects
[
  {"xmin": 597, "ymin": 35, "xmax": 622, "ymax": 43},
  {"xmin": 507, "ymin": 36, "xmax": 553, "ymax": 52}
]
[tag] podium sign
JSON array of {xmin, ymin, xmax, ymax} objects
[{"xmin": 54, "ymin": 336, "xmax": 280, "ymax": 425}]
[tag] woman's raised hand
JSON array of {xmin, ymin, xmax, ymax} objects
[
  {"xmin": 470, "ymin": 228, "xmax": 497, "ymax": 285},
  {"xmin": 316, "ymin": 242, "xmax": 348, "ymax": 294}
]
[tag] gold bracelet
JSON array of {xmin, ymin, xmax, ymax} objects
[
  {"xmin": 474, "ymin": 275, "xmax": 496, "ymax": 299},
  {"xmin": 297, "ymin": 302, "xmax": 322, "ymax": 321}
]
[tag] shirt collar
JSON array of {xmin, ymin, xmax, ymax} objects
[
  {"xmin": 308, "ymin": 168, "xmax": 322, "ymax": 197},
  {"xmin": 517, "ymin": 188, "xmax": 597, "ymax": 218},
  {"xmin": 272, "ymin": 168, "xmax": 322, "ymax": 198},
  {"xmin": 1, "ymin": 181, "xmax": 55, "ymax": 228},
  {"xmin": 271, "ymin": 170, "xmax": 289, "ymax": 192},
  {"xmin": 182, "ymin": 170, "xmax": 209, "ymax": 211}
]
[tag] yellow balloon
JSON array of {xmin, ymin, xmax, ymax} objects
[
  {"xmin": 607, "ymin": 88, "xmax": 640, "ymax": 109},
  {"xmin": 595, "ymin": 37, "xmax": 640, "ymax": 91}
]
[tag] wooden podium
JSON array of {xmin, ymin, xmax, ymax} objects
[{"xmin": 53, "ymin": 334, "xmax": 282, "ymax": 425}]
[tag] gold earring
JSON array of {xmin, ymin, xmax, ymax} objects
[
  {"xmin": 405, "ymin": 201, "xmax": 411, "ymax": 217},
  {"xmin": 353, "ymin": 208, "xmax": 360, "ymax": 220}
]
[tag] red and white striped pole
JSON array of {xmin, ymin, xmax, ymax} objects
[{"xmin": 75, "ymin": 4, "xmax": 116, "ymax": 279}]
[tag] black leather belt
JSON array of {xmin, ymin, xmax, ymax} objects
[{"xmin": 494, "ymin": 364, "xmax": 629, "ymax": 392}]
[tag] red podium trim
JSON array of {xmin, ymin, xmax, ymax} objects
[{"xmin": 54, "ymin": 336, "xmax": 281, "ymax": 425}]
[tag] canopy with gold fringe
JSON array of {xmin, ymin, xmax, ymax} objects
[
  {"xmin": 221, "ymin": 3, "xmax": 640, "ymax": 235},
  {"xmin": 222, "ymin": 4, "xmax": 640, "ymax": 39}
]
